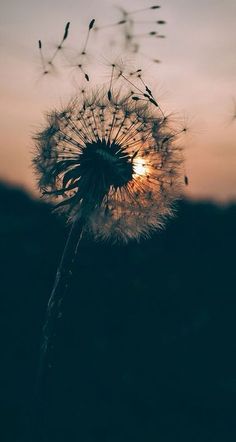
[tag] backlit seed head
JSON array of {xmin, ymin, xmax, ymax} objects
[{"xmin": 33, "ymin": 89, "xmax": 184, "ymax": 242}]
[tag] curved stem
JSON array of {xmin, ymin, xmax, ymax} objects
[{"xmin": 37, "ymin": 218, "xmax": 84, "ymax": 392}]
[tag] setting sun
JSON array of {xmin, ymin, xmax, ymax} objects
[{"xmin": 133, "ymin": 158, "xmax": 147, "ymax": 176}]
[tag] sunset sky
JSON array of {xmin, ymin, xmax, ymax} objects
[{"xmin": 1, "ymin": 0, "xmax": 236, "ymax": 202}]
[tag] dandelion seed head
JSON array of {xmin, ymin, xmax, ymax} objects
[{"xmin": 34, "ymin": 89, "xmax": 183, "ymax": 242}]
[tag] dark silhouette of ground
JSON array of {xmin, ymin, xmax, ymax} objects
[{"xmin": 0, "ymin": 181, "xmax": 236, "ymax": 441}]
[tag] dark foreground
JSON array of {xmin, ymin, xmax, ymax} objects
[{"xmin": 0, "ymin": 182, "xmax": 236, "ymax": 441}]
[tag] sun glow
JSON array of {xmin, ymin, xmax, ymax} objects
[{"xmin": 133, "ymin": 157, "xmax": 147, "ymax": 176}]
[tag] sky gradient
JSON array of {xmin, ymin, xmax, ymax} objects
[{"xmin": 1, "ymin": 0, "xmax": 236, "ymax": 202}]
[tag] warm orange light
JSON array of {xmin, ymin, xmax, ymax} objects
[{"xmin": 133, "ymin": 157, "xmax": 147, "ymax": 176}]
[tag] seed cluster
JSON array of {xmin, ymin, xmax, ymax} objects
[{"xmin": 34, "ymin": 90, "xmax": 183, "ymax": 241}]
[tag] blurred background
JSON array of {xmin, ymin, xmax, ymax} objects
[{"xmin": 1, "ymin": 1, "xmax": 236, "ymax": 441}]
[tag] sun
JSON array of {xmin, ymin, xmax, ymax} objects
[{"xmin": 133, "ymin": 157, "xmax": 147, "ymax": 176}]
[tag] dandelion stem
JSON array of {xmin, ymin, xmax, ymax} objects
[{"xmin": 37, "ymin": 217, "xmax": 84, "ymax": 391}]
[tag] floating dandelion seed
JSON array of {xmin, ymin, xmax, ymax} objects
[
  {"xmin": 34, "ymin": 89, "xmax": 184, "ymax": 242},
  {"xmin": 37, "ymin": 22, "xmax": 71, "ymax": 79},
  {"xmin": 38, "ymin": 40, "xmax": 49, "ymax": 75},
  {"xmin": 127, "ymin": 5, "xmax": 161, "ymax": 15},
  {"xmin": 94, "ymin": 4, "xmax": 165, "ymax": 57},
  {"xmin": 184, "ymin": 175, "xmax": 189, "ymax": 186},
  {"xmin": 81, "ymin": 19, "xmax": 95, "ymax": 55},
  {"xmin": 49, "ymin": 21, "xmax": 70, "ymax": 64},
  {"xmin": 94, "ymin": 19, "xmax": 127, "ymax": 31},
  {"xmin": 135, "ymin": 20, "xmax": 166, "ymax": 25},
  {"xmin": 37, "ymin": 5, "xmax": 166, "ymax": 80}
]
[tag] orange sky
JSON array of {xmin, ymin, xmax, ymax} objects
[{"xmin": 1, "ymin": 0, "xmax": 236, "ymax": 202}]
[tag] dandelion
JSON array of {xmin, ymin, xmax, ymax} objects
[
  {"xmin": 34, "ymin": 88, "xmax": 183, "ymax": 243},
  {"xmin": 34, "ymin": 10, "xmax": 185, "ymax": 433},
  {"xmin": 34, "ymin": 85, "xmax": 184, "ymax": 395}
]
